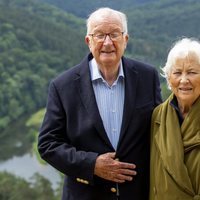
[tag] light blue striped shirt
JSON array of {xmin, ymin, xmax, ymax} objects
[{"xmin": 89, "ymin": 58, "xmax": 125, "ymax": 150}]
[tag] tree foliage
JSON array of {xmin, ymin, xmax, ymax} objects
[
  {"xmin": 0, "ymin": 0, "xmax": 88, "ymax": 131},
  {"xmin": 0, "ymin": 172, "xmax": 59, "ymax": 200},
  {"xmin": 38, "ymin": 0, "xmax": 156, "ymax": 18}
]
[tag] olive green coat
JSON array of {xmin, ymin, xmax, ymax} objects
[{"xmin": 150, "ymin": 94, "xmax": 200, "ymax": 200}]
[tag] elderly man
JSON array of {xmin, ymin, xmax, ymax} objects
[{"xmin": 38, "ymin": 7, "xmax": 162, "ymax": 200}]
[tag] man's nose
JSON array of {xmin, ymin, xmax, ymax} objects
[{"xmin": 103, "ymin": 35, "xmax": 113, "ymax": 44}]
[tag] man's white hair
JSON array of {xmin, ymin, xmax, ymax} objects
[{"xmin": 86, "ymin": 7, "xmax": 128, "ymax": 35}]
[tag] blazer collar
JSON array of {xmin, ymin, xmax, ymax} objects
[
  {"xmin": 117, "ymin": 57, "xmax": 138, "ymax": 148},
  {"xmin": 75, "ymin": 54, "xmax": 138, "ymax": 150},
  {"xmin": 75, "ymin": 54, "xmax": 113, "ymax": 149}
]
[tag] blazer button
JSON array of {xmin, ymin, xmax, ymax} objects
[
  {"xmin": 76, "ymin": 178, "xmax": 81, "ymax": 182},
  {"xmin": 111, "ymin": 187, "xmax": 117, "ymax": 193},
  {"xmin": 83, "ymin": 180, "xmax": 89, "ymax": 184}
]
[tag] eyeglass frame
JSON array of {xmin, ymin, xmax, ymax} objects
[{"xmin": 88, "ymin": 31, "xmax": 124, "ymax": 42}]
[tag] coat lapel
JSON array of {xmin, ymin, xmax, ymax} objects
[
  {"xmin": 75, "ymin": 55, "xmax": 113, "ymax": 149},
  {"xmin": 154, "ymin": 96, "xmax": 195, "ymax": 195}
]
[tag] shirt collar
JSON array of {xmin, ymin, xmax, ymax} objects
[{"xmin": 89, "ymin": 58, "xmax": 124, "ymax": 82}]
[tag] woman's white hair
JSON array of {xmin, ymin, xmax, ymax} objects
[
  {"xmin": 161, "ymin": 37, "xmax": 200, "ymax": 89},
  {"xmin": 86, "ymin": 7, "xmax": 128, "ymax": 35}
]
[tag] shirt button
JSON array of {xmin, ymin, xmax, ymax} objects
[{"xmin": 111, "ymin": 187, "xmax": 117, "ymax": 193}]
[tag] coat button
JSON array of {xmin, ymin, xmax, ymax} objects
[
  {"xmin": 111, "ymin": 187, "xmax": 117, "ymax": 193},
  {"xmin": 153, "ymin": 187, "xmax": 157, "ymax": 195},
  {"xmin": 194, "ymin": 195, "xmax": 200, "ymax": 200}
]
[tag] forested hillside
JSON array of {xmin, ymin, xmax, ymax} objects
[
  {"xmin": 38, "ymin": 0, "xmax": 156, "ymax": 18},
  {"xmin": 126, "ymin": 0, "xmax": 200, "ymax": 65},
  {"xmin": 0, "ymin": 0, "xmax": 87, "ymax": 131}
]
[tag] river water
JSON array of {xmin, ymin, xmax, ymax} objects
[
  {"xmin": 0, "ymin": 153, "xmax": 61, "ymax": 190},
  {"xmin": 0, "ymin": 118, "xmax": 61, "ymax": 190}
]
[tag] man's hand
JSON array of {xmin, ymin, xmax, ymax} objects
[{"xmin": 94, "ymin": 152, "xmax": 137, "ymax": 183}]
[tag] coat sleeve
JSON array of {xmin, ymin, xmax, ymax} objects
[{"xmin": 37, "ymin": 81, "xmax": 98, "ymax": 184}]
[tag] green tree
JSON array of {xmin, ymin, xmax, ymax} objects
[{"xmin": 0, "ymin": 172, "xmax": 57, "ymax": 200}]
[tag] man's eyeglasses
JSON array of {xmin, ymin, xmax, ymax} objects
[{"xmin": 89, "ymin": 32, "xmax": 124, "ymax": 42}]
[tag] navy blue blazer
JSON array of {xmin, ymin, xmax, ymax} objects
[{"xmin": 38, "ymin": 53, "xmax": 162, "ymax": 200}]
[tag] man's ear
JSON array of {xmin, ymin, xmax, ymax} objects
[
  {"xmin": 85, "ymin": 36, "xmax": 92, "ymax": 50},
  {"xmin": 85, "ymin": 36, "xmax": 90, "ymax": 45},
  {"xmin": 124, "ymin": 34, "xmax": 129, "ymax": 49}
]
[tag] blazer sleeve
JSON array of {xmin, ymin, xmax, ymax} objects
[
  {"xmin": 38, "ymin": 80, "xmax": 98, "ymax": 184},
  {"xmin": 153, "ymin": 68, "xmax": 162, "ymax": 106}
]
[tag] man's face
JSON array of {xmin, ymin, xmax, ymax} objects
[{"xmin": 85, "ymin": 16, "xmax": 128, "ymax": 68}]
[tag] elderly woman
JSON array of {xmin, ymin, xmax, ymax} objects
[{"xmin": 150, "ymin": 38, "xmax": 200, "ymax": 200}]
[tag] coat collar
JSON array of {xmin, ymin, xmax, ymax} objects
[{"xmin": 154, "ymin": 94, "xmax": 195, "ymax": 195}]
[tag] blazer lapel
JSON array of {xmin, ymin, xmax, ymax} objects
[
  {"xmin": 75, "ymin": 55, "xmax": 113, "ymax": 149},
  {"xmin": 117, "ymin": 58, "xmax": 138, "ymax": 148}
]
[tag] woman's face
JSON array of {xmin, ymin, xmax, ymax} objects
[{"xmin": 168, "ymin": 54, "xmax": 200, "ymax": 106}]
